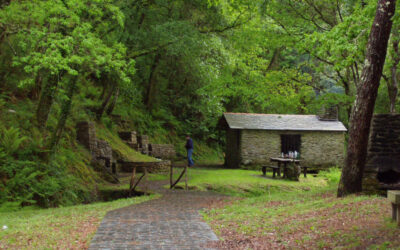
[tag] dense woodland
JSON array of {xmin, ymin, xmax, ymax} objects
[{"xmin": 0, "ymin": 0, "xmax": 399, "ymax": 207}]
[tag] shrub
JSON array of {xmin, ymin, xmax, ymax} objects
[
  {"xmin": 0, "ymin": 126, "xmax": 28, "ymax": 155},
  {"xmin": 0, "ymin": 126, "xmax": 91, "ymax": 207}
]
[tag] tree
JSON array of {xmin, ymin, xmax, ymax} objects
[{"xmin": 337, "ymin": 0, "xmax": 396, "ymax": 197}]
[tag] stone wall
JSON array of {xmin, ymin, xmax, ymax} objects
[
  {"xmin": 119, "ymin": 160, "xmax": 171, "ymax": 173},
  {"xmin": 118, "ymin": 131, "xmax": 137, "ymax": 148},
  {"xmin": 150, "ymin": 144, "xmax": 176, "ymax": 159},
  {"xmin": 239, "ymin": 130, "xmax": 345, "ymax": 169},
  {"xmin": 76, "ymin": 121, "xmax": 97, "ymax": 152},
  {"xmin": 301, "ymin": 131, "xmax": 345, "ymax": 168},
  {"xmin": 137, "ymin": 135, "xmax": 150, "ymax": 155},
  {"xmin": 363, "ymin": 114, "xmax": 400, "ymax": 194},
  {"xmin": 76, "ymin": 121, "xmax": 117, "ymax": 179}
]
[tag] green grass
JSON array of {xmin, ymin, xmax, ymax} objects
[
  {"xmin": 172, "ymin": 168, "xmax": 328, "ymax": 196},
  {"xmin": 2, "ymin": 166, "xmax": 398, "ymax": 249},
  {"xmin": 0, "ymin": 194, "xmax": 158, "ymax": 249},
  {"xmin": 192, "ymin": 167, "xmax": 400, "ymax": 249}
]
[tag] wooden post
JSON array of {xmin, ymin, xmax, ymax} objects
[
  {"xmin": 144, "ymin": 167, "xmax": 148, "ymax": 194},
  {"xmin": 185, "ymin": 166, "xmax": 188, "ymax": 190},
  {"xmin": 277, "ymin": 162, "xmax": 281, "ymax": 177},
  {"xmin": 170, "ymin": 167, "xmax": 187, "ymax": 189},
  {"xmin": 388, "ymin": 190, "xmax": 400, "ymax": 227},
  {"xmin": 397, "ymin": 204, "xmax": 400, "ymax": 227},
  {"xmin": 170, "ymin": 165, "xmax": 173, "ymax": 188},
  {"xmin": 129, "ymin": 166, "xmax": 136, "ymax": 196}
]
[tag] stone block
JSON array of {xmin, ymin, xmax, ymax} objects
[
  {"xmin": 118, "ymin": 160, "xmax": 171, "ymax": 173},
  {"xmin": 94, "ymin": 139, "xmax": 113, "ymax": 160},
  {"xmin": 92, "ymin": 139, "xmax": 113, "ymax": 169},
  {"xmin": 137, "ymin": 135, "xmax": 150, "ymax": 146},
  {"xmin": 150, "ymin": 144, "xmax": 176, "ymax": 159},
  {"xmin": 118, "ymin": 131, "xmax": 137, "ymax": 144},
  {"xmin": 76, "ymin": 121, "xmax": 96, "ymax": 152}
]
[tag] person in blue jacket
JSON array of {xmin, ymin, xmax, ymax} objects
[{"xmin": 185, "ymin": 135, "xmax": 194, "ymax": 167}]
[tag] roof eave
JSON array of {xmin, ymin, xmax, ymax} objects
[{"xmin": 228, "ymin": 127, "xmax": 347, "ymax": 132}]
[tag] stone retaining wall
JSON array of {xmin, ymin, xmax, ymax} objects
[
  {"xmin": 118, "ymin": 131, "xmax": 137, "ymax": 143},
  {"xmin": 137, "ymin": 135, "xmax": 150, "ymax": 155},
  {"xmin": 119, "ymin": 160, "xmax": 171, "ymax": 173},
  {"xmin": 150, "ymin": 144, "xmax": 176, "ymax": 159},
  {"xmin": 239, "ymin": 130, "xmax": 345, "ymax": 169},
  {"xmin": 76, "ymin": 121, "xmax": 97, "ymax": 152},
  {"xmin": 76, "ymin": 121, "xmax": 117, "ymax": 179}
]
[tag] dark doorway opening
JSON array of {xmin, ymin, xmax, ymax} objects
[{"xmin": 280, "ymin": 134, "xmax": 301, "ymax": 154}]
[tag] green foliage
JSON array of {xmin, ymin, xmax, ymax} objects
[
  {"xmin": 0, "ymin": 126, "xmax": 27, "ymax": 155},
  {"xmin": 0, "ymin": 0, "xmax": 398, "ymax": 208}
]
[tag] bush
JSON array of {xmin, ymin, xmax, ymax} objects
[
  {"xmin": 0, "ymin": 126, "xmax": 91, "ymax": 208},
  {"xmin": 0, "ymin": 126, "xmax": 28, "ymax": 155}
]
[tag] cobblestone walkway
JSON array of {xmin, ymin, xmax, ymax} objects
[{"xmin": 89, "ymin": 180, "xmax": 225, "ymax": 249}]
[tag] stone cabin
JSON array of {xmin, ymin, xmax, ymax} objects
[{"xmin": 219, "ymin": 113, "xmax": 347, "ymax": 169}]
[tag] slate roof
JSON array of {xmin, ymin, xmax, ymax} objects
[{"xmin": 223, "ymin": 113, "xmax": 347, "ymax": 132}]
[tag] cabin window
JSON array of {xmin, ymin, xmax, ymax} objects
[{"xmin": 280, "ymin": 134, "xmax": 301, "ymax": 154}]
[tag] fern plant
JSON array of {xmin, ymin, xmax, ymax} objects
[{"xmin": 0, "ymin": 126, "xmax": 28, "ymax": 155}]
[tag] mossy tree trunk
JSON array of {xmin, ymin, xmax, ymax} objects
[
  {"xmin": 337, "ymin": 0, "xmax": 396, "ymax": 197},
  {"xmin": 144, "ymin": 53, "xmax": 161, "ymax": 111},
  {"xmin": 49, "ymin": 77, "xmax": 78, "ymax": 151},
  {"xmin": 388, "ymin": 32, "xmax": 400, "ymax": 113},
  {"xmin": 106, "ymin": 86, "xmax": 119, "ymax": 115},
  {"xmin": 36, "ymin": 74, "xmax": 58, "ymax": 129},
  {"xmin": 96, "ymin": 84, "xmax": 115, "ymax": 120}
]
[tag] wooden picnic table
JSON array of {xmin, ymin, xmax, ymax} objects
[{"xmin": 269, "ymin": 157, "xmax": 303, "ymax": 179}]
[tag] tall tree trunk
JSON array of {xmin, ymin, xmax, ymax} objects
[
  {"xmin": 144, "ymin": 53, "xmax": 161, "ymax": 110},
  {"xmin": 106, "ymin": 86, "xmax": 120, "ymax": 115},
  {"xmin": 96, "ymin": 85, "xmax": 115, "ymax": 120},
  {"xmin": 49, "ymin": 77, "xmax": 78, "ymax": 151},
  {"xmin": 36, "ymin": 75, "xmax": 58, "ymax": 129},
  {"xmin": 337, "ymin": 0, "xmax": 395, "ymax": 197},
  {"xmin": 267, "ymin": 47, "xmax": 282, "ymax": 71},
  {"xmin": 30, "ymin": 73, "xmax": 43, "ymax": 100}
]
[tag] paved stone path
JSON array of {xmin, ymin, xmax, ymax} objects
[{"xmin": 89, "ymin": 180, "xmax": 225, "ymax": 249}]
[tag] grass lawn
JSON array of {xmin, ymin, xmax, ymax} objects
[
  {"xmin": 1, "ymin": 166, "xmax": 399, "ymax": 249},
  {"xmin": 0, "ymin": 194, "xmax": 158, "ymax": 249},
  {"xmin": 148, "ymin": 166, "xmax": 400, "ymax": 248},
  {"xmin": 179, "ymin": 168, "xmax": 400, "ymax": 249},
  {"xmin": 175, "ymin": 168, "xmax": 328, "ymax": 196}
]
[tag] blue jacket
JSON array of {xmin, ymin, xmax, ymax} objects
[{"xmin": 185, "ymin": 138, "xmax": 193, "ymax": 150}]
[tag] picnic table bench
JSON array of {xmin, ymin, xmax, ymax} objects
[
  {"xmin": 262, "ymin": 165, "xmax": 281, "ymax": 178},
  {"xmin": 262, "ymin": 157, "xmax": 308, "ymax": 179}
]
